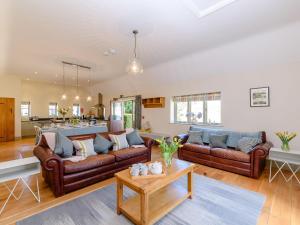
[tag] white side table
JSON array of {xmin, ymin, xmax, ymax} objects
[
  {"xmin": 0, "ymin": 157, "xmax": 41, "ymax": 215},
  {"xmin": 268, "ymin": 148, "xmax": 300, "ymax": 184}
]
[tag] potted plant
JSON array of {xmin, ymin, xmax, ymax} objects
[
  {"xmin": 156, "ymin": 137, "xmax": 182, "ymax": 167},
  {"xmin": 275, "ymin": 131, "xmax": 297, "ymax": 151}
]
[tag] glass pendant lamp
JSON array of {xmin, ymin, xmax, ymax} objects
[{"xmin": 126, "ymin": 30, "xmax": 143, "ymax": 74}]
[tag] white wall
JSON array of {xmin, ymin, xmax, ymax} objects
[
  {"xmin": 0, "ymin": 75, "xmax": 22, "ymax": 138},
  {"xmin": 91, "ymin": 21, "xmax": 300, "ymax": 150},
  {"xmin": 21, "ymin": 81, "xmax": 96, "ymax": 118}
]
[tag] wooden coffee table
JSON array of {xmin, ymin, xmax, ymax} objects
[{"xmin": 115, "ymin": 159, "xmax": 195, "ymax": 225}]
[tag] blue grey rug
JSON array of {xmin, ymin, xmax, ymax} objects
[{"xmin": 17, "ymin": 175, "xmax": 265, "ymax": 225}]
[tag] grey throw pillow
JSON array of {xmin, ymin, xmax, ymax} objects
[
  {"xmin": 94, "ymin": 134, "xmax": 113, "ymax": 154},
  {"xmin": 209, "ymin": 134, "xmax": 228, "ymax": 148},
  {"xmin": 187, "ymin": 131, "xmax": 204, "ymax": 145},
  {"xmin": 54, "ymin": 132, "xmax": 73, "ymax": 158},
  {"xmin": 126, "ymin": 130, "xmax": 144, "ymax": 146},
  {"xmin": 237, "ymin": 137, "xmax": 261, "ymax": 153}
]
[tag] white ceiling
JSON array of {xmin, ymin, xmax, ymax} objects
[{"xmin": 1, "ymin": 0, "xmax": 300, "ymax": 86}]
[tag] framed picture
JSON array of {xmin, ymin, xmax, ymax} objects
[{"xmin": 250, "ymin": 87, "xmax": 270, "ymax": 107}]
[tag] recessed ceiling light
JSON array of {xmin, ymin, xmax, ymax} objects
[
  {"xmin": 34, "ymin": 71, "xmax": 38, "ymax": 74},
  {"xmin": 109, "ymin": 49, "xmax": 116, "ymax": 54},
  {"xmin": 103, "ymin": 51, "xmax": 109, "ymax": 56},
  {"xmin": 26, "ymin": 78, "xmax": 30, "ymax": 81},
  {"xmin": 55, "ymin": 74, "xmax": 58, "ymax": 77}
]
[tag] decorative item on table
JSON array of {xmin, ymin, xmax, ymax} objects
[
  {"xmin": 58, "ymin": 106, "xmax": 70, "ymax": 121},
  {"xmin": 69, "ymin": 117, "xmax": 80, "ymax": 126},
  {"xmin": 130, "ymin": 163, "xmax": 148, "ymax": 176},
  {"xmin": 130, "ymin": 162, "xmax": 165, "ymax": 179},
  {"xmin": 156, "ymin": 137, "xmax": 183, "ymax": 167},
  {"xmin": 148, "ymin": 161, "xmax": 163, "ymax": 175},
  {"xmin": 275, "ymin": 131, "xmax": 297, "ymax": 152}
]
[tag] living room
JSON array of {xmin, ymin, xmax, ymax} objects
[{"xmin": 0, "ymin": 0, "xmax": 300, "ymax": 225}]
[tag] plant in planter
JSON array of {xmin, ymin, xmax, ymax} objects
[
  {"xmin": 156, "ymin": 137, "xmax": 182, "ymax": 167},
  {"xmin": 275, "ymin": 131, "xmax": 297, "ymax": 151}
]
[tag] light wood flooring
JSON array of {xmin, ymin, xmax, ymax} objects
[{"xmin": 0, "ymin": 138, "xmax": 299, "ymax": 225}]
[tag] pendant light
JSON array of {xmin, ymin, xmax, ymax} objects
[
  {"xmin": 75, "ymin": 65, "xmax": 80, "ymax": 100},
  {"xmin": 126, "ymin": 30, "xmax": 143, "ymax": 74},
  {"xmin": 61, "ymin": 63, "xmax": 67, "ymax": 100},
  {"xmin": 86, "ymin": 68, "xmax": 92, "ymax": 102}
]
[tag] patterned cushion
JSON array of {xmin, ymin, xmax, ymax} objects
[
  {"xmin": 109, "ymin": 133, "xmax": 129, "ymax": 151},
  {"xmin": 237, "ymin": 137, "xmax": 261, "ymax": 153},
  {"xmin": 209, "ymin": 134, "xmax": 228, "ymax": 149},
  {"xmin": 94, "ymin": 134, "xmax": 113, "ymax": 154},
  {"xmin": 72, "ymin": 139, "xmax": 97, "ymax": 157},
  {"xmin": 54, "ymin": 132, "xmax": 74, "ymax": 158},
  {"xmin": 126, "ymin": 130, "xmax": 144, "ymax": 146},
  {"xmin": 187, "ymin": 131, "xmax": 203, "ymax": 145}
]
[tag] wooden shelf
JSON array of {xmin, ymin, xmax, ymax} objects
[
  {"xmin": 120, "ymin": 183, "xmax": 189, "ymax": 225},
  {"xmin": 142, "ymin": 97, "xmax": 165, "ymax": 108}
]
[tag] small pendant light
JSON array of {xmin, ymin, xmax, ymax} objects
[{"xmin": 126, "ymin": 30, "xmax": 143, "ymax": 74}]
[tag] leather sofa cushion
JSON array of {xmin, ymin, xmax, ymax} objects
[
  {"xmin": 109, "ymin": 147, "xmax": 148, "ymax": 162},
  {"xmin": 210, "ymin": 148, "xmax": 250, "ymax": 163},
  {"xmin": 182, "ymin": 143, "xmax": 210, "ymax": 155},
  {"xmin": 64, "ymin": 154, "xmax": 115, "ymax": 174}
]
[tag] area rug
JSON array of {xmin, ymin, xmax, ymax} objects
[{"xmin": 17, "ymin": 175, "xmax": 265, "ymax": 225}]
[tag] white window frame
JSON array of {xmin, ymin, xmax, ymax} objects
[
  {"xmin": 49, "ymin": 102, "xmax": 58, "ymax": 117},
  {"xmin": 171, "ymin": 92, "xmax": 221, "ymax": 125},
  {"xmin": 21, "ymin": 101, "xmax": 31, "ymax": 117},
  {"xmin": 72, "ymin": 104, "xmax": 80, "ymax": 117}
]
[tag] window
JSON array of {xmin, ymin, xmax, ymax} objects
[
  {"xmin": 21, "ymin": 101, "xmax": 30, "ymax": 117},
  {"xmin": 49, "ymin": 103, "xmax": 58, "ymax": 117},
  {"xmin": 72, "ymin": 104, "xmax": 80, "ymax": 117},
  {"xmin": 171, "ymin": 92, "xmax": 221, "ymax": 125}
]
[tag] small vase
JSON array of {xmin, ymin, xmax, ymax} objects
[
  {"xmin": 62, "ymin": 115, "xmax": 66, "ymax": 122},
  {"xmin": 162, "ymin": 152, "xmax": 173, "ymax": 168},
  {"xmin": 281, "ymin": 141, "xmax": 290, "ymax": 152}
]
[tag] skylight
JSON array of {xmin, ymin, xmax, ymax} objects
[{"xmin": 183, "ymin": 0, "xmax": 239, "ymax": 19}]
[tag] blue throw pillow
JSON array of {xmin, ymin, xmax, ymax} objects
[
  {"xmin": 187, "ymin": 131, "xmax": 203, "ymax": 145},
  {"xmin": 94, "ymin": 134, "xmax": 113, "ymax": 154},
  {"xmin": 209, "ymin": 134, "xmax": 228, "ymax": 148},
  {"xmin": 54, "ymin": 132, "xmax": 73, "ymax": 158},
  {"xmin": 126, "ymin": 130, "xmax": 144, "ymax": 146},
  {"xmin": 237, "ymin": 137, "xmax": 261, "ymax": 153}
]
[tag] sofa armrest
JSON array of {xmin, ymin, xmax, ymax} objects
[
  {"xmin": 175, "ymin": 133, "xmax": 189, "ymax": 144},
  {"xmin": 250, "ymin": 141, "xmax": 273, "ymax": 178},
  {"xmin": 142, "ymin": 136, "xmax": 155, "ymax": 148},
  {"xmin": 33, "ymin": 145, "xmax": 64, "ymax": 196},
  {"xmin": 252, "ymin": 141, "xmax": 273, "ymax": 158}
]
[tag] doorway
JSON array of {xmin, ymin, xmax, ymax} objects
[
  {"xmin": 0, "ymin": 97, "xmax": 15, "ymax": 142},
  {"xmin": 110, "ymin": 96, "xmax": 141, "ymax": 132}
]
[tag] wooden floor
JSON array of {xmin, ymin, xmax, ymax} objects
[{"xmin": 0, "ymin": 138, "xmax": 299, "ymax": 225}]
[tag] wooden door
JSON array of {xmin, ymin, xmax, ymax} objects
[{"xmin": 0, "ymin": 98, "xmax": 15, "ymax": 142}]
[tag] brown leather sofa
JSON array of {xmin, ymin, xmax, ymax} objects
[
  {"xmin": 177, "ymin": 131, "xmax": 272, "ymax": 178},
  {"xmin": 34, "ymin": 131, "xmax": 154, "ymax": 197}
]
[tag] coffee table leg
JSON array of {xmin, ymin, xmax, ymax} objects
[
  {"xmin": 116, "ymin": 179, "xmax": 123, "ymax": 215},
  {"xmin": 188, "ymin": 170, "xmax": 193, "ymax": 199},
  {"xmin": 141, "ymin": 193, "xmax": 149, "ymax": 225}
]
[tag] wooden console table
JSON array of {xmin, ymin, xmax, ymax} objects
[
  {"xmin": 115, "ymin": 159, "xmax": 195, "ymax": 225},
  {"xmin": 0, "ymin": 157, "xmax": 41, "ymax": 215}
]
